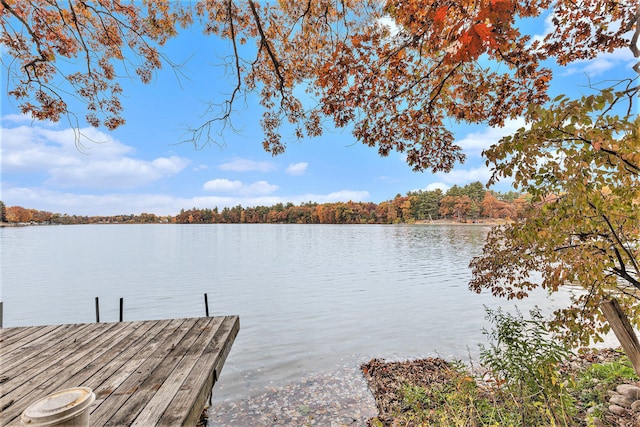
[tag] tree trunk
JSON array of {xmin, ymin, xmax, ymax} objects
[{"xmin": 600, "ymin": 299, "xmax": 640, "ymax": 377}]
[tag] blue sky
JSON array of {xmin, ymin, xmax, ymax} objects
[{"xmin": 1, "ymin": 12, "xmax": 636, "ymax": 216}]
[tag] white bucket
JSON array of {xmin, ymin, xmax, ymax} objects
[{"xmin": 21, "ymin": 387, "xmax": 95, "ymax": 426}]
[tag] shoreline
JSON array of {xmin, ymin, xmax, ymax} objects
[
  {"xmin": 1, "ymin": 220, "xmax": 510, "ymax": 227},
  {"xmin": 414, "ymin": 219, "xmax": 510, "ymax": 226},
  {"xmin": 206, "ymin": 347, "xmax": 637, "ymax": 426},
  {"xmin": 361, "ymin": 347, "xmax": 639, "ymax": 427}
]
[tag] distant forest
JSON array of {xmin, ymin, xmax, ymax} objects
[{"xmin": 1, "ymin": 182, "xmax": 526, "ymax": 225}]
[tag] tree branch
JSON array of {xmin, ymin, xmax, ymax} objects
[
  {"xmin": 247, "ymin": 0, "xmax": 286, "ymax": 96},
  {"xmin": 599, "ymin": 210, "xmax": 640, "ymax": 290},
  {"xmin": 627, "ymin": 5, "xmax": 639, "ymax": 74},
  {"xmin": 1, "ymin": 0, "xmax": 49, "ymax": 76}
]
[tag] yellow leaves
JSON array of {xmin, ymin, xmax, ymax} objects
[
  {"xmin": 473, "ymin": 80, "xmax": 639, "ymax": 344},
  {"xmin": 622, "ymin": 151, "xmax": 640, "ymax": 166}
]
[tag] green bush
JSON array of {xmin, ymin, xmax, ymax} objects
[
  {"xmin": 375, "ymin": 309, "xmax": 638, "ymax": 426},
  {"xmin": 479, "ymin": 307, "xmax": 576, "ymax": 426}
]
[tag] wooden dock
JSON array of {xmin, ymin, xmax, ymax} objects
[{"xmin": 0, "ymin": 316, "xmax": 239, "ymax": 426}]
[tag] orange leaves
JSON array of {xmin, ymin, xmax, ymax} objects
[
  {"xmin": 472, "ymin": 23, "xmax": 494, "ymax": 45},
  {"xmin": 488, "ymin": 0, "xmax": 515, "ymax": 20},
  {"xmin": 454, "ymin": 29, "xmax": 482, "ymax": 60},
  {"xmin": 350, "ymin": 34, "xmax": 365, "ymax": 48},
  {"xmin": 449, "ymin": 23, "xmax": 498, "ymax": 62},
  {"xmin": 1, "ymin": 0, "xmax": 183, "ymax": 130},
  {"xmin": 433, "ymin": 5, "xmax": 448, "ymax": 25},
  {"xmin": 3, "ymin": 0, "xmax": 635, "ymax": 181}
]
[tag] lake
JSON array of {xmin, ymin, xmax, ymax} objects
[{"xmin": 0, "ymin": 224, "xmax": 573, "ymax": 425}]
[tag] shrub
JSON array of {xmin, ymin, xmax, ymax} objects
[{"xmin": 480, "ymin": 307, "xmax": 575, "ymax": 426}]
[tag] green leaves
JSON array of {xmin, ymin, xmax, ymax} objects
[
  {"xmin": 480, "ymin": 307, "xmax": 575, "ymax": 425},
  {"xmin": 471, "ymin": 83, "xmax": 639, "ymax": 346}
]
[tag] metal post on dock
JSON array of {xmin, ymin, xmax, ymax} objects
[
  {"xmin": 204, "ymin": 293, "xmax": 210, "ymax": 317},
  {"xmin": 95, "ymin": 297, "xmax": 100, "ymax": 323},
  {"xmin": 119, "ymin": 297, "xmax": 123, "ymax": 322},
  {"xmin": 0, "ymin": 301, "xmax": 3, "ymax": 328}
]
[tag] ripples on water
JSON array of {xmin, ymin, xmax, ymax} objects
[{"xmin": 1, "ymin": 224, "xmax": 574, "ymax": 425}]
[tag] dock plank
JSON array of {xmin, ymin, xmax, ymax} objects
[
  {"xmin": 129, "ymin": 317, "xmax": 224, "ymax": 427},
  {"xmin": 88, "ymin": 319, "xmax": 187, "ymax": 414},
  {"xmin": 1, "ymin": 324, "xmax": 77, "ymax": 369},
  {"xmin": 91, "ymin": 318, "xmax": 197, "ymax": 427},
  {"xmin": 0, "ymin": 316, "xmax": 239, "ymax": 427},
  {"xmin": 1, "ymin": 323, "xmax": 104, "ymax": 397},
  {"xmin": 69, "ymin": 320, "xmax": 164, "ymax": 395},
  {"xmin": 0, "ymin": 325, "xmax": 56, "ymax": 349},
  {"xmin": 157, "ymin": 316, "xmax": 240, "ymax": 427},
  {"xmin": 1, "ymin": 322, "xmax": 129, "ymax": 424},
  {"xmin": 0, "ymin": 320, "xmax": 154, "ymax": 424}
]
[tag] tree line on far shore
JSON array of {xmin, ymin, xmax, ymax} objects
[{"xmin": 0, "ymin": 182, "xmax": 526, "ymax": 225}]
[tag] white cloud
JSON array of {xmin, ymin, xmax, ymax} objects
[
  {"xmin": 0, "ymin": 186, "xmax": 183, "ymax": 216},
  {"xmin": 203, "ymin": 179, "xmax": 278, "ymax": 196},
  {"xmin": 434, "ymin": 165, "xmax": 515, "ymax": 190},
  {"xmin": 530, "ymin": 13, "xmax": 555, "ymax": 47},
  {"xmin": 1, "ymin": 113, "xmax": 63, "ymax": 128},
  {"xmin": 2, "ymin": 126, "xmax": 84, "ymax": 172},
  {"xmin": 286, "ymin": 162, "xmax": 308, "ymax": 176},
  {"xmin": 377, "ymin": 16, "xmax": 400, "ymax": 37},
  {"xmin": 528, "ymin": 11, "xmax": 635, "ymax": 78},
  {"xmin": 1, "ymin": 123, "xmax": 189, "ymax": 189},
  {"xmin": 46, "ymin": 156, "xmax": 189, "ymax": 189},
  {"xmin": 562, "ymin": 49, "xmax": 635, "ymax": 77},
  {"xmin": 218, "ymin": 158, "xmax": 275, "ymax": 172},
  {"xmin": 425, "ymin": 183, "xmax": 450, "ymax": 192},
  {"xmin": 456, "ymin": 118, "xmax": 526, "ymax": 156},
  {"xmin": 203, "ymin": 178, "xmax": 242, "ymax": 192},
  {"xmin": 436, "ymin": 166, "xmax": 493, "ymax": 185},
  {"xmin": 240, "ymin": 180, "xmax": 279, "ymax": 196},
  {"xmin": 152, "ymin": 156, "xmax": 189, "ymax": 174},
  {"xmin": 194, "ymin": 188, "xmax": 369, "ymax": 209}
]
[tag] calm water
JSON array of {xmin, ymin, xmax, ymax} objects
[{"xmin": 1, "ymin": 224, "xmax": 573, "ymax": 423}]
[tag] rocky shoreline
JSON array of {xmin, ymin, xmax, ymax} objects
[
  {"xmin": 361, "ymin": 348, "xmax": 640, "ymax": 427},
  {"xmin": 204, "ymin": 348, "xmax": 639, "ymax": 426}
]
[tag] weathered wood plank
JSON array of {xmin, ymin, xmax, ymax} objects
[
  {"xmin": 0, "ymin": 325, "xmax": 54, "ymax": 348},
  {"xmin": 0, "ymin": 322, "xmax": 130, "ymax": 425},
  {"xmin": 158, "ymin": 315, "xmax": 240, "ymax": 427},
  {"xmin": 0, "ymin": 317, "xmax": 238, "ymax": 427},
  {"xmin": 87, "ymin": 319, "xmax": 186, "ymax": 413},
  {"xmin": 101, "ymin": 318, "xmax": 206, "ymax": 426},
  {"xmin": 1, "ymin": 323, "xmax": 104, "ymax": 398},
  {"xmin": 130, "ymin": 317, "xmax": 225, "ymax": 427},
  {"xmin": 87, "ymin": 318, "xmax": 189, "ymax": 426},
  {"xmin": 68, "ymin": 320, "xmax": 164, "ymax": 395},
  {"xmin": 89, "ymin": 319, "xmax": 197, "ymax": 426},
  {"xmin": 1, "ymin": 324, "xmax": 78, "ymax": 369},
  {"xmin": 4, "ymin": 319, "xmax": 160, "ymax": 422}
]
